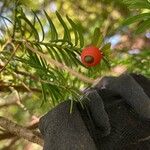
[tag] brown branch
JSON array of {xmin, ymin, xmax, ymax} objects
[
  {"xmin": 0, "ymin": 90, "xmax": 31, "ymax": 108},
  {"xmin": 0, "ymin": 92, "xmax": 18, "ymax": 108},
  {"xmin": 27, "ymin": 122, "xmax": 39, "ymax": 130},
  {"xmin": 0, "ymin": 132, "xmax": 15, "ymax": 140},
  {"xmin": 0, "ymin": 84, "xmax": 42, "ymax": 93},
  {"xmin": 0, "ymin": 102, "xmax": 16, "ymax": 108},
  {"xmin": 0, "ymin": 122, "xmax": 39, "ymax": 140},
  {"xmin": 25, "ymin": 42, "xmax": 95, "ymax": 84},
  {"xmin": 0, "ymin": 116, "xmax": 43, "ymax": 146}
]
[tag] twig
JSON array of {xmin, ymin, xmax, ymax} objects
[
  {"xmin": 0, "ymin": 44, "xmax": 20, "ymax": 73},
  {"xmin": 25, "ymin": 42, "xmax": 95, "ymax": 84},
  {"xmin": 0, "ymin": 65, "xmax": 74, "ymax": 92},
  {"xmin": 0, "ymin": 122, "xmax": 39, "ymax": 140},
  {"xmin": 0, "ymin": 91, "xmax": 31, "ymax": 108},
  {"xmin": 0, "ymin": 39, "xmax": 11, "ymax": 51},
  {"xmin": 0, "ymin": 83, "xmax": 42, "ymax": 93},
  {"xmin": 0, "ymin": 132, "xmax": 15, "ymax": 140},
  {"xmin": 0, "ymin": 116, "xmax": 43, "ymax": 146}
]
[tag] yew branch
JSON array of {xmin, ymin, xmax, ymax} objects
[{"xmin": 0, "ymin": 116, "xmax": 43, "ymax": 146}]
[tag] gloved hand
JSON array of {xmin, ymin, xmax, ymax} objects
[
  {"xmin": 38, "ymin": 100, "xmax": 98, "ymax": 150},
  {"xmin": 94, "ymin": 73, "xmax": 150, "ymax": 150},
  {"xmin": 38, "ymin": 88, "xmax": 110, "ymax": 150},
  {"xmin": 96, "ymin": 73, "xmax": 150, "ymax": 120},
  {"xmin": 39, "ymin": 73, "xmax": 150, "ymax": 150}
]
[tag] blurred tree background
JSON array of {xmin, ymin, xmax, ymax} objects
[{"xmin": 0, "ymin": 0, "xmax": 149, "ymax": 149}]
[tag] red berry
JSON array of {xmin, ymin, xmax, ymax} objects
[{"xmin": 81, "ymin": 45, "xmax": 103, "ymax": 67}]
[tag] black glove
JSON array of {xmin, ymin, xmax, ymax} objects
[
  {"xmin": 38, "ymin": 88, "xmax": 110, "ymax": 150},
  {"xmin": 39, "ymin": 100, "xmax": 98, "ymax": 150},
  {"xmin": 39, "ymin": 73, "xmax": 150, "ymax": 150},
  {"xmin": 96, "ymin": 73, "xmax": 150, "ymax": 120},
  {"xmin": 94, "ymin": 73, "xmax": 150, "ymax": 150}
]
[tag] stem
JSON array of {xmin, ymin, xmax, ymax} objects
[{"xmin": 25, "ymin": 42, "xmax": 95, "ymax": 84}]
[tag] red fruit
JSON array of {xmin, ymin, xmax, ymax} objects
[{"xmin": 81, "ymin": 45, "xmax": 103, "ymax": 67}]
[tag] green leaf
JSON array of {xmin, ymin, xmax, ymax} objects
[
  {"xmin": 124, "ymin": 0, "xmax": 150, "ymax": 9},
  {"xmin": 91, "ymin": 27, "xmax": 103, "ymax": 47},
  {"xmin": 46, "ymin": 46, "xmax": 55, "ymax": 59},
  {"xmin": 129, "ymin": 2, "xmax": 150, "ymax": 9},
  {"xmin": 0, "ymin": 15, "xmax": 13, "ymax": 24},
  {"xmin": 135, "ymin": 20, "xmax": 150, "ymax": 34},
  {"xmin": 44, "ymin": 11, "xmax": 58, "ymax": 40},
  {"xmin": 56, "ymin": 11, "xmax": 71, "ymax": 41},
  {"xmin": 101, "ymin": 43, "xmax": 111, "ymax": 55},
  {"xmin": 49, "ymin": 67, "xmax": 65, "ymax": 82},
  {"xmin": 77, "ymin": 25, "xmax": 84, "ymax": 48},
  {"xmin": 27, "ymin": 48, "xmax": 41, "ymax": 66},
  {"xmin": 40, "ymin": 56, "xmax": 47, "ymax": 70},
  {"xmin": 66, "ymin": 15, "xmax": 78, "ymax": 46},
  {"xmin": 47, "ymin": 84, "xmax": 62, "ymax": 105},
  {"xmin": 70, "ymin": 99, "xmax": 74, "ymax": 113},
  {"xmin": 64, "ymin": 48, "xmax": 79, "ymax": 66},
  {"xmin": 50, "ymin": 39, "xmax": 73, "ymax": 47},
  {"xmin": 50, "ymin": 46, "xmax": 62, "ymax": 63},
  {"xmin": 122, "ymin": 13, "xmax": 150, "ymax": 26},
  {"xmin": 32, "ymin": 11, "xmax": 45, "ymax": 41},
  {"xmin": 1, "ymin": 17, "xmax": 11, "ymax": 35},
  {"xmin": 66, "ymin": 16, "xmax": 84, "ymax": 48},
  {"xmin": 58, "ymin": 48, "xmax": 71, "ymax": 66},
  {"xmin": 19, "ymin": 11, "xmax": 39, "ymax": 41},
  {"xmin": 41, "ymin": 83, "xmax": 47, "ymax": 103},
  {"xmin": 13, "ymin": 15, "xmax": 23, "ymax": 38},
  {"xmin": 103, "ymin": 56, "xmax": 111, "ymax": 69}
]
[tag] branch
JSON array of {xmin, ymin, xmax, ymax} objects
[
  {"xmin": 0, "ymin": 132, "xmax": 15, "ymax": 140},
  {"xmin": 0, "ymin": 116, "xmax": 43, "ymax": 146},
  {"xmin": 0, "ymin": 122, "xmax": 39, "ymax": 140},
  {"xmin": 0, "ymin": 83, "xmax": 42, "ymax": 93},
  {"xmin": 25, "ymin": 42, "xmax": 95, "ymax": 84},
  {"xmin": 0, "ymin": 44, "xmax": 20, "ymax": 73},
  {"xmin": 0, "ymin": 90, "xmax": 31, "ymax": 108}
]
